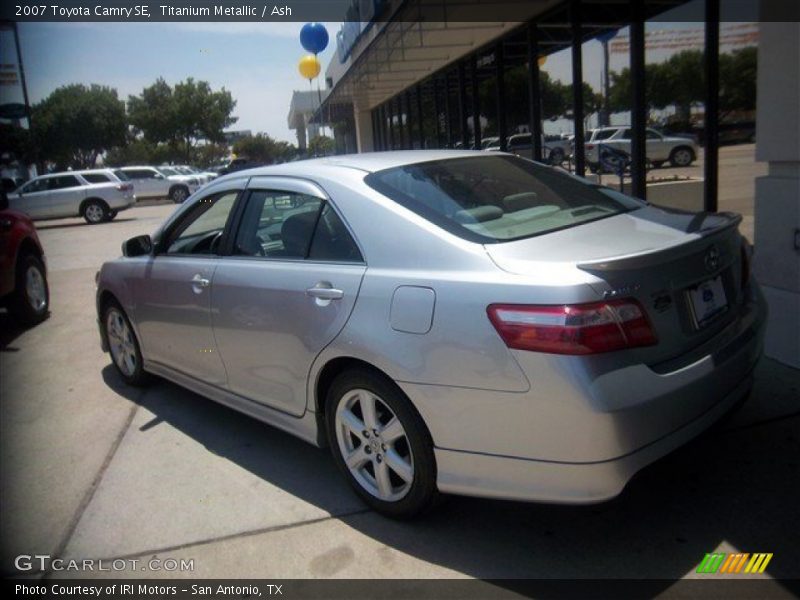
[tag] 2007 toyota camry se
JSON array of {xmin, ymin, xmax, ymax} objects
[{"xmin": 96, "ymin": 151, "xmax": 765, "ymax": 517}]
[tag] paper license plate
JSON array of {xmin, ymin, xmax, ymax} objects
[{"xmin": 688, "ymin": 276, "xmax": 728, "ymax": 328}]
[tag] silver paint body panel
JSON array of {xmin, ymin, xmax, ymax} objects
[{"xmin": 97, "ymin": 151, "xmax": 766, "ymax": 504}]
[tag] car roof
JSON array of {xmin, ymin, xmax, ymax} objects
[{"xmin": 217, "ymin": 150, "xmax": 494, "ymax": 179}]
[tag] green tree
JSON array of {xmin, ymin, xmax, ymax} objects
[
  {"xmin": 307, "ymin": 135, "xmax": 334, "ymax": 157},
  {"xmin": 128, "ymin": 77, "xmax": 237, "ymax": 162},
  {"xmin": 32, "ymin": 84, "xmax": 127, "ymax": 169},
  {"xmin": 232, "ymin": 133, "xmax": 277, "ymax": 164},
  {"xmin": 719, "ymin": 46, "xmax": 757, "ymax": 119}
]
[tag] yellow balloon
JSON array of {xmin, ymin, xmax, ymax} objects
[{"xmin": 298, "ymin": 54, "xmax": 321, "ymax": 80}]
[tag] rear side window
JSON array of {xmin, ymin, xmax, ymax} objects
[
  {"xmin": 124, "ymin": 169, "xmax": 156, "ymax": 179},
  {"xmin": 113, "ymin": 170, "xmax": 130, "ymax": 181},
  {"xmin": 82, "ymin": 173, "xmax": 111, "ymax": 184},
  {"xmin": 365, "ymin": 155, "xmax": 643, "ymax": 243},
  {"xmin": 592, "ymin": 129, "xmax": 616, "ymax": 141},
  {"xmin": 233, "ymin": 190, "xmax": 361, "ymax": 262}
]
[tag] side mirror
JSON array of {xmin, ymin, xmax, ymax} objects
[{"xmin": 122, "ymin": 234, "xmax": 153, "ymax": 257}]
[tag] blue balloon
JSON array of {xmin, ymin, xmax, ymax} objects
[{"xmin": 300, "ymin": 23, "xmax": 329, "ymax": 54}]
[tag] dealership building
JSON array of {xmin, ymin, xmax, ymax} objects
[{"xmin": 289, "ymin": 0, "xmax": 799, "ymax": 368}]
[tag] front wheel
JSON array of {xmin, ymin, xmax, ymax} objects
[
  {"xmin": 103, "ymin": 302, "xmax": 151, "ymax": 386},
  {"xmin": 326, "ymin": 369, "xmax": 439, "ymax": 518},
  {"xmin": 8, "ymin": 253, "xmax": 49, "ymax": 326}
]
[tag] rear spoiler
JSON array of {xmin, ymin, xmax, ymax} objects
[{"xmin": 577, "ymin": 210, "xmax": 742, "ymax": 272}]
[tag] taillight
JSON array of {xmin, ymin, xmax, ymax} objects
[
  {"xmin": 740, "ymin": 239, "xmax": 752, "ymax": 289},
  {"xmin": 586, "ymin": 144, "xmax": 595, "ymax": 150},
  {"xmin": 487, "ymin": 299, "xmax": 658, "ymax": 355},
  {"xmin": 116, "ymin": 183, "xmax": 133, "ymax": 192}
]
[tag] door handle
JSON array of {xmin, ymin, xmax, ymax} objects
[
  {"xmin": 191, "ymin": 274, "xmax": 210, "ymax": 288},
  {"xmin": 306, "ymin": 283, "xmax": 344, "ymax": 300}
]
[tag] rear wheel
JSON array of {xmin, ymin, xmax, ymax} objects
[
  {"xmin": 8, "ymin": 253, "xmax": 49, "ymax": 326},
  {"xmin": 83, "ymin": 199, "xmax": 109, "ymax": 224},
  {"xmin": 170, "ymin": 186, "xmax": 189, "ymax": 203},
  {"xmin": 103, "ymin": 302, "xmax": 151, "ymax": 386},
  {"xmin": 669, "ymin": 146, "xmax": 694, "ymax": 167},
  {"xmin": 326, "ymin": 369, "xmax": 439, "ymax": 518}
]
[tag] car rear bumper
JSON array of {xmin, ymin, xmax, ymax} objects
[
  {"xmin": 403, "ymin": 282, "xmax": 765, "ymax": 503},
  {"xmin": 434, "ymin": 370, "xmax": 753, "ymax": 504}
]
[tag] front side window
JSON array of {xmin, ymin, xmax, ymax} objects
[
  {"xmin": 21, "ymin": 178, "xmax": 49, "ymax": 194},
  {"xmin": 365, "ymin": 155, "xmax": 643, "ymax": 243},
  {"xmin": 592, "ymin": 129, "xmax": 616, "ymax": 141},
  {"xmin": 164, "ymin": 191, "xmax": 238, "ymax": 255}
]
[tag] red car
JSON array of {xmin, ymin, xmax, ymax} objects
[{"xmin": 1, "ymin": 192, "xmax": 49, "ymax": 325}]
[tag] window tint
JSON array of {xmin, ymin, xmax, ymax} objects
[
  {"xmin": 82, "ymin": 173, "xmax": 111, "ymax": 184},
  {"xmin": 234, "ymin": 190, "xmax": 322, "ymax": 259},
  {"xmin": 22, "ymin": 178, "xmax": 49, "ymax": 193},
  {"xmin": 309, "ymin": 204, "xmax": 363, "ymax": 262},
  {"xmin": 48, "ymin": 175, "xmax": 81, "ymax": 190},
  {"xmin": 592, "ymin": 129, "xmax": 616, "ymax": 141},
  {"xmin": 619, "ymin": 129, "xmax": 633, "ymax": 140},
  {"xmin": 646, "ymin": 129, "xmax": 662, "ymax": 140},
  {"xmin": 365, "ymin": 155, "xmax": 643, "ymax": 243},
  {"xmin": 165, "ymin": 191, "xmax": 238, "ymax": 255},
  {"xmin": 124, "ymin": 169, "xmax": 156, "ymax": 179},
  {"xmin": 113, "ymin": 170, "xmax": 130, "ymax": 181}
]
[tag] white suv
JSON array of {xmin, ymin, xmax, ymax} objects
[
  {"xmin": 584, "ymin": 127, "xmax": 698, "ymax": 169},
  {"xmin": 116, "ymin": 166, "xmax": 199, "ymax": 204},
  {"xmin": 8, "ymin": 169, "xmax": 135, "ymax": 224}
]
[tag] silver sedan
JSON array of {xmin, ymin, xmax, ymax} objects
[{"xmin": 96, "ymin": 151, "xmax": 765, "ymax": 518}]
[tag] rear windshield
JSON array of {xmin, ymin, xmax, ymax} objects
[{"xmin": 364, "ymin": 155, "xmax": 643, "ymax": 243}]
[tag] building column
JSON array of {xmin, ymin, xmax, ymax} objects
[
  {"xmin": 753, "ymin": 18, "xmax": 800, "ymax": 368},
  {"xmin": 353, "ymin": 104, "xmax": 374, "ymax": 153}
]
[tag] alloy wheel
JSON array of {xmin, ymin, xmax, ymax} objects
[
  {"xmin": 106, "ymin": 308, "xmax": 137, "ymax": 377},
  {"xmin": 25, "ymin": 265, "xmax": 47, "ymax": 312},
  {"xmin": 335, "ymin": 388, "xmax": 415, "ymax": 502}
]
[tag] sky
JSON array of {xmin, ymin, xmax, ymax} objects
[
  {"xmin": 5, "ymin": 19, "xmax": 755, "ymax": 143},
  {"xmin": 10, "ymin": 22, "xmax": 341, "ymax": 143}
]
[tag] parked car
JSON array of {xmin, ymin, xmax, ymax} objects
[
  {"xmin": 487, "ymin": 133, "xmax": 571, "ymax": 165},
  {"xmin": 1, "ymin": 191, "xmax": 49, "ymax": 325},
  {"xmin": 582, "ymin": 126, "xmax": 698, "ymax": 169},
  {"xmin": 96, "ymin": 150, "xmax": 764, "ymax": 518},
  {"xmin": 156, "ymin": 167, "xmax": 202, "ymax": 200},
  {"xmin": 172, "ymin": 165, "xmax": 218, "ymax": 185},
  {"xmin": 116, "ymin": 166, "xmax": 199, "ymax": 203},
  {"xmin": 7, "ymin": 169, "xmax": 135, "ymax": 224},
  {"xmin": 216, "ymin": 157, "xmax": 263, "ymax": 176}
]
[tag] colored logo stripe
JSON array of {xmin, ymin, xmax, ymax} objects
[{"xmin": 697, "ymin": 553, "xmax": 773, "ymax": 574}]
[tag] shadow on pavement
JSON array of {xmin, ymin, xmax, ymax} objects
[
  {"xmin": 35, "ymin": 218, "xmax": 136, "ymax": 231},
  {"xmin": 101, "ymin": 362, "xmax": 799, "ymax": 588}
]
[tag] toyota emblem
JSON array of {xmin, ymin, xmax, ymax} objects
[{"xmin": 704, "ymin": 245, "xmax": 720, "ymax": 272}]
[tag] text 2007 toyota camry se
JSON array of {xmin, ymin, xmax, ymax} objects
[{"xmin": 96, "ymin": 151, "xmax": 765, "ymax": 517}]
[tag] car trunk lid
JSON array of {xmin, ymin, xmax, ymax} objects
[{"xmin": 484, "ymin": 206, "xmax": 746, "ymax": 365}]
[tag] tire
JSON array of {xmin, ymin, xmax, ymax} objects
[
  {"xmin": 7, "ymin": 253, "xmax": 49, "ymax": 326},
  {"xmin": 170, "ymin": 186, "xmax": 189, "ymax": 203},
  {"xmin": 652, "ymin": 160, "xmax": 665, "ymax": 169},
  {"xmin": 108, "ymin": 210, "xmax": 118, "ymax": 220},
  {"xmin": 325, "ymin": 368, "xmax": 439, "ymax": 518},
  {"xmin": 548, "ymin": 148, "xmax": 565, "ymax": 166},
  {"xmin": 83, "ymin": 199, "xmax": 109, "ymax": 224},
  {"xmin": 669, "ymin": 146, "xmax": 695, "ymax": 167},
  {"xmin": 103, "ymin": 301, "xmax": 151, "ymax": 386}
]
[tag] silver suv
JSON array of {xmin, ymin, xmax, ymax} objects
[
  {"xmin": 116, "ymin": 166, "xmax": 199, "ymax": 204},
  {"xmin": 8, "ymin": 169, "xmax": 135, "ymax": 224}
]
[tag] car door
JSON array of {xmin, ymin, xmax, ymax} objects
[
  {"xmin": 646, "ymin": 129, "xmax": 669, "ymax": 161},
  {"xmin": 47, "ymin": 174, "xmax": 84, "ymax": 217},
  {"xmin": 132, "ymin": 181, "xmax": 244, "ymax": 385},
  {"xmin": 9, "ymin": 177, "xmax": 52, "ymax": 218},
  {"xmin": 211, "ymin": 177, "xmax": 366, "ymax": 417}
]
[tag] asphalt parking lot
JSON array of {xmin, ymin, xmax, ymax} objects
[{"xmin": 1, "ymin": 146, "xmax": 798, "ymax": 586}]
